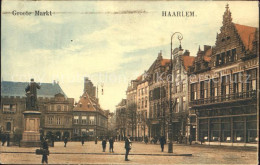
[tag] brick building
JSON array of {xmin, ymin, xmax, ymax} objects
[
  {"xmin": 0, "ymin": 81, "xmax": 73, "ymax": 140},
  {"xmin": 73, "ymin": 78, "xmax": 108, "ymax": 140},
  {"xmin": 188, "ymin": 5, "xmax": 258, "ymax": 144}
]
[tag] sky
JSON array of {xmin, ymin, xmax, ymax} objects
[{"xmin": 1, "ymin": 1, "xmax": 258, "ymax": 112}]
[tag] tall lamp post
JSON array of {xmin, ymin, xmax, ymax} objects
[{"xmin": 168, "ymin": 32, "xmax": 183, "ymax": 153}]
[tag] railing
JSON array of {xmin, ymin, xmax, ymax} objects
[{"xmin": 190, "ymin": 90, "xmax": 256, "ymax": 106}]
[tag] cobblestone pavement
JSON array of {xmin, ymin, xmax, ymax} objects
[{"xmin": 0, "ymin": 141, "xmax": 258, "ymax": 164}]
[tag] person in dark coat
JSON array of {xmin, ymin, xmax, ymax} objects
[
  {"xmin": 189, "ymin": 135, "xmax": 193, "ymax": 145},
  {"xmin": 159, "ymin": 136, "xmax": 166, "ymax": 152},
  {"xmin": 64, "ymin": 137, "xmax": 68, "ymax": 147},
  {"xmin": 41, "ymin": 138, "xmax": 49, "ymax": 164},
  {"xmin": 125, "ymin": 135, "xmax": 132, "ymax": 161},
  {"xmin": 6, "ymin": 134, "xmax": 10, "ymax": 147},
  {"xmin": 102, "ymin": 139, "xmax": 106, "ymax": 152},
  {"xmin": 81, "ymin": 137, "xmax": 85, "ymax": 146},
  {"xmin": 1, "ymin": 134, "xmax": 6, "ymax": 146},
  {"xmin": 144, "ymin": 136, "xmax": 148, "ymax": 144},
  {"xmin": 109, "ymin": 137, "xmax": 114, "ymax": 152}
]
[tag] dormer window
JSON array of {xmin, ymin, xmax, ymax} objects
[
  {"xmin": 87, "ymin": 103, "xmax": 90, "ymax": 108},
  {"xmin": 79, "ymin": 102, "xmax": 82, "ymax": 107}
]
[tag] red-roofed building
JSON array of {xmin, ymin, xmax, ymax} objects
[
  {"xmin": 73, "ymin": 78, "xmax": 108, "ymax": 140},
  {"xmin": 188, "ymin": 4, "xmax": 258, "ymax": 145}
]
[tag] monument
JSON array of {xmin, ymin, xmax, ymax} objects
[{"xmin": 21, "ymin": 78, "xmax": 42, "ymax": 147}]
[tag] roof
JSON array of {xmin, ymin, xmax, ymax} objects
[
  {"xmin": 182, "ymin": 56, "xmax": 195, "ymax": 71},
  {"xmin": 204, "ymin": 48, "xmax": 212, "ymax": 62},
  {"xmin": 73, "ymin": 92, "xmax": 103, "ymax": 112},
  {"xmin": 161, "ymin": 59, "xmax": 171, "ymax": 66},
  {"xmin": 116, "ymin": 99, "xmax": 127, "ymax": 107},
  {"xmin": 1, "ymin": 81, "xmax": 67, "ymax": 98},
  {"xmin": 234, "ymin": 23, "xmax": 257, "ymax": 51}
]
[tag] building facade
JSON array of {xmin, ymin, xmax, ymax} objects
[
  {"xmin": 73, "ymin": 78, "xmax": 108, "ymax": 140},
  {"xmin": 115, "ymin": 99, "xmax": 127, "ymax": 140},
  {"xmin": 43, "ymin": 93, "xmax": 74, "ymax": 140},
  {"xmin": 0, "ymin": 81, "xmax": 71, "ymax": 140},
  {"xmin": 188, "ymin": 5, "xmax": 259, "ymax": 144},
  {"xmin": 136, "ymin": 74, "xmax": 149, "ymax": 140}
]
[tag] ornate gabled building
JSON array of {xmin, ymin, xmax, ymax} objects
[
  {"xmin": 146, "ymin": 51, "xmax": 171, "ymax": 139},
  {"xmin": 188, "ymin": 5, "xmax": 258, "ymax": 144},
  {"xmin": 73, "ymin": 78, "xmax": 108, "ymax": 140},
  {"xmin": 171, "ymin": 48, "xmax": 195, "ymax": 141}
]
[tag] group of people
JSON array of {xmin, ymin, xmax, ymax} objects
[{"xmin": 101, "ymin": 137, "xmax": 115, "ymax": 152}]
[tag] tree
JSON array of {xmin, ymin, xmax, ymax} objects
[{"xmin": 126, "ymin": 103, "xmax": 137, "ymax": 139}]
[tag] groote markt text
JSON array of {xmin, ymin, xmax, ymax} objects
[{"xmin": 12, "ymin": 10, "xmax": 53, "ymax": 16}]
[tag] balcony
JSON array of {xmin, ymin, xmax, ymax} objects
[{"xmin": 190, "ymin": 90, "xmax": 256, "ymax": 106}]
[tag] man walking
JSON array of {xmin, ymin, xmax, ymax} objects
[
  {"xmin": 109, "ymin": 137, "xmax": 114, "ymax": 152},
  {"xmin": 64, "ymin": 137, "xmax": 68, "ymax": 147},
  {"xmin": 102, "ymin": 138, "xmax": 106, "ymax": 152},
  {"xmin": 159, "ymin": 136, "xmax": 166, "ymax": 152},
  {"xmin": 81, "ymin": 136, "xmax": 85, "ymax": 146},
  {"xmin": 125, "ymin": 135, "xmax": 132, "ymax": 161},
  {"xmin": 41, "ymin": 138, "xmax": 49, "ymax": 164}
]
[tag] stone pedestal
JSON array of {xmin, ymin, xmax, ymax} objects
[{"xmin": 20, "ymin": 111, "xmax": 41, "ymax": 147}]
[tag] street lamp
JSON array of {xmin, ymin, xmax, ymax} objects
[{"xmin": 168, "ymin": 32, "xmax": 183, "ymax": 153}]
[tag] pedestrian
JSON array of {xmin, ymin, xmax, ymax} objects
[
  {"xmin": 109, "ymin": 137, "xmax": 114, "ymax": 152},
  {"xmin": 51, "ymin": 135, "xmax": 55, "ymax": 147},
  {"xmin": 81, "ymin": 136, "xmax": 85, "ymax": 146},
  {"xmin": 41, "ymin": 138, "xmax": 49, "ymax": 164},
  {"xmin": 64, "ymin": 137, "xmax": 68, "ymax": 147},
  {"xmin": 159, "ymin": 136, "xmax": 166, "ymax": 152},
  {"xmin": 144, "ymin": 136, "xmax": 148, "ymax": 144},
  {"xmin": 1, "ymin": 133, "xmax": 6, "ymax": 146},
  {"xmin": 95, "ymin": 137, "xmax": 98, "ymax": 144},
  {"xmin": 6, "ymin": 134, "xmax": 10, "ymax": 147},
  {"xmin": 102, "ymin": 138, "xmax": 106, "ymax": 152},
  {"xmin": 125, "ymin": 135, "xmax": 132, "ymax": 161},
  {"xmin": 189, "ymin": 135, "xmax": 192, "ymax": 145}
]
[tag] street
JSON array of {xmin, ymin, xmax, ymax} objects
[{"xmin": 0, "ymin": 141, "xmax": 257, "ymax": 164}]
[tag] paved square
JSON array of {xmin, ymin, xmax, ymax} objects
[{"xmin": 0, "ymin": 141, "xmax": 257, "ymax": 164}]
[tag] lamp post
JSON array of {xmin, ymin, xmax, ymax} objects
[{"xmin": 168, "ymin": 32, "xmax": 183, "ymax": 153}]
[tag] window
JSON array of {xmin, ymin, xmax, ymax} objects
[
  {"xmin": 2, "ymin": 104, "xmax": 16, "ymax": 113},
  {"xmin": 141, "ymin": 98, "xmax": 144, "ymax": 109},
  {"xmin": 82, "ymin": 116, "xmax": 87, "ymax": 124},
  {"xmin": 89, "ymin": 116, "xmax": 95, "ymax": 125},
  {"xmin": 57, "ymin": 105, "xmax": 61, "ymax": 111},
  {"xmin": 227, "ymin": 50, "xmax": 231, "ymax": 62},
  {"xmin": 48, "ymin": 117, "xmax": 53, "ymax": 124},
  {"xmin": 74, "ymin": 116, "xmax": 79, "ymax": 124},
  {"xmin": 51, "ymin": 105, "xmax": 55, "ymax": 111},
  {"xmin": 64, "ymin": 105, "xmax": 68, "ymax": 111},
  {"xmin": 175, "ymin": 98, "xmax": 179, "ymax": 113},
  {"xmin": 57, "ymin": 117, "xmax": 61, "ymax": 125},
  {"xmin": 191, "ymin": 83, "xmax": 197, "ymax": 101},
  {"xmin": 246, "ymin": 69, "xmax": 257, "ymax": 91},
  {"xmin": 216, "ymin": 54, "xmax": 220, "ymax": 66},
  {"xmin": 200, "ymin": 81, "xmax": 204, "ymax": 99},
  {"xmin": 221, "ymin": 76, "xmax": 230, "ymax": 96},
  {"xmin": 231, "ymin": 49, "xmax": 236, "ymax": 61},
  {"xmin": 221, "ymin": 52, "xmax": 225, "ymax": 64},
  {"xmin": 210, "ymin": 79, "xmax": 218, "ymax": 97},
  {"xmin": 65, "ymin": 117, "xmax": 70, "ymax": 124},
  {"xmin": 145, "ymin": 97, "xmax": 148, "ymax": 108}
]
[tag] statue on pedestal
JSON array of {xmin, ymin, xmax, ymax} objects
[{"xmin": 25, "ymin": 78, "xmax": 41, "ymax": 110}]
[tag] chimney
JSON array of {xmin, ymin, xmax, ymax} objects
[
  {"xmin": 157, "ymin": 50, "xmax": 163, "ymax": 60},
  {"xmin": 183, "ymin": 50, "xmax": 190, "ymax": 56}
]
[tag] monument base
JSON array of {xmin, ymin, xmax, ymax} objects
[{"xmin": 21, "ymin": 111, "xmax": 41, "ymax": 147}]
